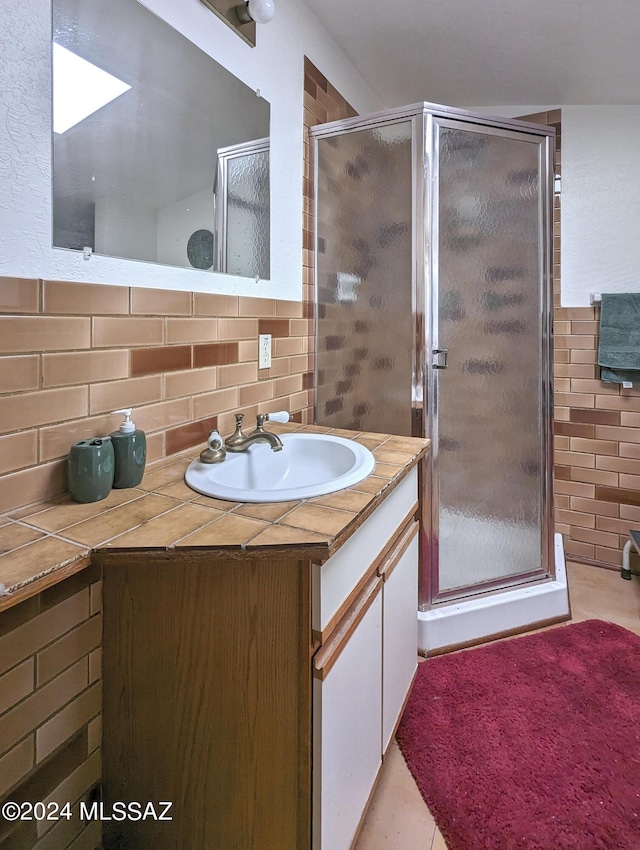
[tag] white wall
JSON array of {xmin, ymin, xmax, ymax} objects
[
  {"xmin": 157, "ymin": 189, "xmax": 213, "ymax": 268},
  {"xmin": 473, "ymin": 104, "xmax": 640, "ymax": 307},
  {"xmin": 95, "ymin": 197, "xmax": 158, "ymax": 263},
  {"xmin": 561, "ymin": 106, "xmax": 640, "ymax": 307},
  {"xmin": 0, "ymin": 0, "xmax": 381, "ymax": 301}
]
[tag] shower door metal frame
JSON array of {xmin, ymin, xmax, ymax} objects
[
  {"xmin": 310, "ymin": 102, "xmax": 555, "ymax": 611},
  {"xmin": 213, "ymin": 136, "xmax": 269, "ymax": 275}
]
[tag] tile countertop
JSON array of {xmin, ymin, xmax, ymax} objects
[{"xmin": 0, "ymin": 424, "xmax": 430, "ymax": 612}]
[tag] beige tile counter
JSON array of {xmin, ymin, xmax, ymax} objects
[{"xmin": 0, "ymin": 424, "xmax": 429, "ymax": 611}]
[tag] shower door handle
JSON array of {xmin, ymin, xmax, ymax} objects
[{"xmin": 432, "ymin": 349, "xmax": 448, "ymax": 369}]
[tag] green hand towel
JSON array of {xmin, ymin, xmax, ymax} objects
[{"xmin": 597, "ymin": 293, "xmax": 640, "ymax": 384}]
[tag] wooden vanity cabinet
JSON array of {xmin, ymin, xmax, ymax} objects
[
  {"xmin": 100, "ymin": 553, "xmax": 313, "ymax": 850},
  {"xmin": 98, "ymin": 467, "xmax": 419, "ymax": 850}
]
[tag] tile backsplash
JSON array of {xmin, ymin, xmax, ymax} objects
[
  {"xmin": 0, "ymin": 277, "xmax": 312, "ymax": 514},
  {"xmin": 553, "ymin": 305, "xmax": 640, "ymax": 570}
]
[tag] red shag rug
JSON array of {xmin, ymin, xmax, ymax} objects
[{"xmin": 396, "ymin": 619, "xmax": 640, "ymax": 850}]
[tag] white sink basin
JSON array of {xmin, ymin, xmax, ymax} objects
[{"xmin": 184, "ymin": 433, "xmax": 375, "ymax": 503}]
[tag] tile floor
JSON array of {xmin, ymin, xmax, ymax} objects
[{"xmin": 354, "ymin": 561, "xmax": 640, "ymax": 850}]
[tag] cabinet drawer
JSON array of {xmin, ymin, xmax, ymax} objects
[{"xmin": 312, "ymin": 467, "xmax": 418, "ymax": 636}]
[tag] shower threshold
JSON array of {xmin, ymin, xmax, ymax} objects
[{"xmin": 418, "ymin": 533, "xmax": 569, "ymax": 654}]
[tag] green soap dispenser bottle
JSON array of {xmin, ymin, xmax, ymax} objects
[{"xmin": 110, "ymin": 408, "xmax": 146, "ymax": 488}]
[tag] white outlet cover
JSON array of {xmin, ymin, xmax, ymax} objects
[{"xmin": 259, "ymin": 333, "xmax": 272, "ymax": 368}]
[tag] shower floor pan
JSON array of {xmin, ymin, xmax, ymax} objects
[{"xmin": 418, "ymin": 533, "xmax": 569, "ymax": 654}]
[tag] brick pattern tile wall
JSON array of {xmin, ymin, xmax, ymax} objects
[
  {"xmin": 302, "ymin": 58, "xmax": 359, "ymax": 412},
  {"xmin": 0, "ymin": 279, "xmax": 312, "ymax": 513},
  {"xmin": 553, "ymin": 305, "xmax": 640, "ymax": 568},
  {"xmin": 0, "ymin": 566, "xmax": 102, "ymax": 850}
]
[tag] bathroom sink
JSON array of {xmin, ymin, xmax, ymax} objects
[{"xmin": 184, "ymin": 433, "xmax": 375, "ymax": 502}]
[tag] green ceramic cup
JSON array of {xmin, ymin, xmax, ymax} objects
[{"xmin": 68, "ymin": 438, "xmax": 115, "ymax": 503}]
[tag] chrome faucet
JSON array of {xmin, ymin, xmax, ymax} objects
[{"xmin": 224, "ymin": 413, "xmax": 284, "ymax": 453}]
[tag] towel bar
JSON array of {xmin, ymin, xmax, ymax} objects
[{"xmin": 591, "ymin": 292, "xmax": 640, "ymax": 305}]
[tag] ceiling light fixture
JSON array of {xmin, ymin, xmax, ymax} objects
[{"xmin": 236, "ymin": 0, "xmax": 275, "ymax": 25}]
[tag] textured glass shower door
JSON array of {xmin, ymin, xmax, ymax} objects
[
  {"xmin": 430, "ymin": 117, "xmax": 551, "ymax": 598},
  {"xmin": 215, "ymin": 138, "xmax": 270, "ymax": 279}
]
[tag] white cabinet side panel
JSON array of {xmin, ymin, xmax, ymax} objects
[{"xmin": 382, "ymin": 533, "xmax": 419, "ymax": 752}]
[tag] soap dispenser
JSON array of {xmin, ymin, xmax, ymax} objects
[
  {"xmin": 110, "ymin": 408, "xmax": 146, "ymax": 488},
  {"xmin": 68, "ymin": 437, "xmax": 115, "ymax": 503}
]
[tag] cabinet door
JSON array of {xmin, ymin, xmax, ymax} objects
[
  {"xmin": 312, "ymin": 577, "xmax": 383, "ymax": 850},
  {"xmin": 381, "ymin": 521, "xmax": 419, "ymax": 753}
]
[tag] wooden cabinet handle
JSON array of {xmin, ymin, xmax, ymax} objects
[{"xmin": 378, "ymin": 519, "xmax": 419, "ymax": 582}]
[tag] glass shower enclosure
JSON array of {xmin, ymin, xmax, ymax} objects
[{"xmin": 311, "ymin": 104, "xmax": 555, "ymax": 617}]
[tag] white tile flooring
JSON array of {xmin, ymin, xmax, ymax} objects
[{"xmin": 354, "ymin": 561, "xmax": 640, "ymax": 850}]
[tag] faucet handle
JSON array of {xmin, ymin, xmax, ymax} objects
[
  {"xmin": 208, "ymin": 430, "xmax": 223, "ymax": 449},
  {"xmin": 265, "ymin": 411, "xmax": 292, "ymax": 424},
  {"xmin": 200, "ymin": 430, "xmax": 226, "ymax": 464},
  {"xmin": 255, "ymin": 410, "xmax": 291, "ymax": 430}
]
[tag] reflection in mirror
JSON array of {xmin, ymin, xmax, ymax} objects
[
  {"xmin": 52, "ymin": 0, "xmax": 271, "ymax": 278},
  {"xmin": 215, "ymin": 138, "xmax": 269, "ymax": 279}
]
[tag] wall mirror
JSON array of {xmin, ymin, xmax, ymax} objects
[{"xmin": 52, "ymin": 0, "xmax": 271, "ymax": 278}]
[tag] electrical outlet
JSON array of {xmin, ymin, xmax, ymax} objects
[{"xmin": 258, "ymin": 333, "xmax": 272, "ymax": 369}]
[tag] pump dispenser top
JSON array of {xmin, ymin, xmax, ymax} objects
[
  {"xmin": 113, "ymin": 408, "xmax": 135, "ymax": 434},
  {"xmin": 109, "ymin": 408, "xmax": 146, "ymax": 488}
]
